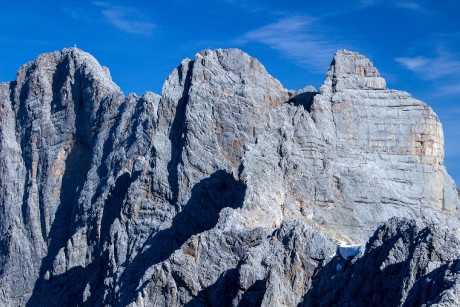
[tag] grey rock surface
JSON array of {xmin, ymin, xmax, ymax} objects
[{"xmin": 0, "ymin": 47, "xmax": 459, "ymax": 306}]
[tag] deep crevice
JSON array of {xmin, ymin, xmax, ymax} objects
[
  {"xmin": 100, "ymin": 172, "xmax": 132, "ymax": 246},
  {"xmin": 50, "ymin": 55, "xmax": 71, "ymax": 114},
  {"xmin": 167, "ymin": 60, "xmax": 194, "ymax": 207},
  {"xmin": 90, "ymin": 98, "xmax": 127, "ymax": 205},
  {"xmin": 14, "ymin": 68, "xmax": 34, "ymax": 229}
]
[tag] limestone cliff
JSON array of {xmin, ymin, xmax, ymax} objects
[{"xmin": 0, "ymin": 47, "xmax": 458, "ymax": 306}]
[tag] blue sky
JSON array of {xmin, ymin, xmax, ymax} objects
[{"xmin": 0, "ymin": 0, "xmax": 459, "ymax": 184}]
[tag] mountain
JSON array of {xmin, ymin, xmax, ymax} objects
[{"xmin": 0, "ymin": 47, "xmax": 459, "ymax": 306}]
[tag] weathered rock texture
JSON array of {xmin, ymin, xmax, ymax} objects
[{"xmin": 0, "ymin": 47, "xmax": 459, "ymax": 306}]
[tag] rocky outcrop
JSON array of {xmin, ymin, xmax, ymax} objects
[
  {"xmin": 0, "ymin": 47, "xmax": 458, "ymax": 306},
  {"xmin": 303, "ymin": 217, "xmax": 460, "ymax": 306}
]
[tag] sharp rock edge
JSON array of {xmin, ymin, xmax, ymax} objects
[{"xmin": 0, "ymin": 47, "xmax": 459, "ymax": 306}]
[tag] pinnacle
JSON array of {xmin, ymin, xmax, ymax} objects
[
  {"xmin": 332, "ymin": 49, "xmax": 381, "ymax": 78},
  {"xmin": 321, "ymin": 49, "xmax": 387, "ymax": 93}
]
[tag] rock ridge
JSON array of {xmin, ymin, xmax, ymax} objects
[{"xmin": 0, "ymin": 47, "xmax": 458, "ymax": 306}]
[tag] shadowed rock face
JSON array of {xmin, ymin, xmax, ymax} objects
[
  {"xmin": 0, "ymin": 47, "xmax": 459, "ymax": 306},
  {"xmin": 301, "ymin": 218, "xmax": 460, "ymax": 306}
]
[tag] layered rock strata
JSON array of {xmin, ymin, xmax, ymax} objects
[{"xmin": 0, "ymin": 47, "xmax": 458, "ymax": 306}]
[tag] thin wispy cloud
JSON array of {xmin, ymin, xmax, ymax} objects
[
  {"xmin": 429, "ymin": 83, "xmax": 460, "ymax": 98},
  {"xmin": 451, "ymin": 107, "xmax": 460, "ymax": 114},
  {"xmin": 94, "ymin": 2, "xmax": 155, "ymax": 35},
  {"xmin": 395, "ymin": 52, "xmax": 460, "ymax": 80},
  {"xmin": 237, "ymin": 16, "xmax": 343, "ymax": 73},
  {"xmin": 62, "ymin": 6, "xmax": 95, "ymax": 23},
  {"xmin": 221, "ymin": 0, "xmax": 269, "ymax": 13},
  {"xmin": 359, "ymin": 0, "xmax": 423, "ymax": 10},
  {"xmin": 396, "ymin": 47, "xmax": 460, "ymax": 111},
  {"xmin": 394, "ymin": 2, "xmax": 422, "ymax": 10},
  {"xmin": 63, "ymin": 2, "xmax": 155, "ymax": 35},
  {"xmin": 0, "ymin": 37, "xmax": 51, "ymax": 45},
  {"xmin": 358, "ymin": 0, "xmax": 379, "ymax": 7}
]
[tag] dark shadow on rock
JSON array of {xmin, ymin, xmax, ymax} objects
[
  {"xmin": 29, "ymin": 264, "xmax": 90, "ymax": 306},
  {"xmin": 13, "ymin": 66, "xmax": 38, "ymax": 233},
  {"xmin": 238, "ymin": 278, "xmax": 267, "ymax": 307},
  {"xmin": 287, "ymin": 91, "xmax": 316, "ymax": 112},
  {"xmin": 27, "ymin": 170, "xmax": 134, "ymax": 307},
  {"xmin": 50, "ymin": 55, "xmax": 72, "ymax": 114},
  {"xmin": 167, "ymin": 60, "xmax": 194, "ymax": 206},
  {"xmin": 25, "ymin": 256, "xmax": 110, "ymax": 307},
  {"xmin": 8, "ymin": 80, "xmax": 16, "ymax": 105},
  {"xmin": 124, "ymin": 95, "xmax": 155, "ymax": 153},
  {"xmin": 100, "ymin": 172, "xmax": 131, "ymax": 245},
  {"xmin": 403, "ymin": 260, "xmax": 460, "ymax": 306},
  {"xmin": 185, "ymin": 264, "xmax": 242, "ymax": 307},
  {"xmin": 93, "ymin": 170, "xmax": 136, "ymax": 305},
  {"xmin": 90, "ymin": 97, "xmax": 127, "ymax": 206},
  {"xmin": 78, "ymin": 171, "xmax": 135, "ymax": 306},
  {"xmin": 116, "ymin": 169, "xmax": 246, "ymax": 305},
  {"xmin": 42, "ymin": 66, "xmax": 92, "ymax": 266},
  {"xmin": 185, "ymin": 261, "xmax": 267, "ymax": 307}
]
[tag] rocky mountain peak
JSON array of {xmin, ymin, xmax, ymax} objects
[
  {"xmin": 13, "ymin": 47, "xmax": 120, "ymax": 110},
  {"xmin": 8, "ymin": 46, "xmax": 123, "ymax": 166},
  {"xmin": 333, "ymin": 49, "xmax": 381, "ymax": 77},
  {"xmin": 197, "ymin": 48, "xmax": 263, "ymax": 74},
  {"xmin": 321, "ymin": 49, "xmax": 386, "ymax": 93},
  {"xmin": 0, "ymin": 47, "xmax": 459, "ymax": 306},
  {"xmin": 192, "ymin": 48, "xmax": 289, "ymax": 108}
]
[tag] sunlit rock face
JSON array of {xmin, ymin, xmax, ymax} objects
[{"xmin": 0, "ymin": 47, "xmax": 458, "ymax": 306}]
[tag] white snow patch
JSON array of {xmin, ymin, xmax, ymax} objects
[{"xmin": 338, "ymin": 244, "xmax": 365, "ymax": 259}]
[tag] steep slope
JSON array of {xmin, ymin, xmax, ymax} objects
[
  {"xmin": 0, "ymin": 48, "xmax": 122, "ymax": 304},
  {"xmin": 0, "ymin": 47, "xmax": 458, "ymax": 306},
  {"xmin": 309, "ymin": 50, "xmax": 458, "ymax": 240}
]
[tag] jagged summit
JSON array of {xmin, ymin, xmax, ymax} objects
[{"xmin": 0, "ymin": 47, "xmax": 459, "ymax": 306}]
